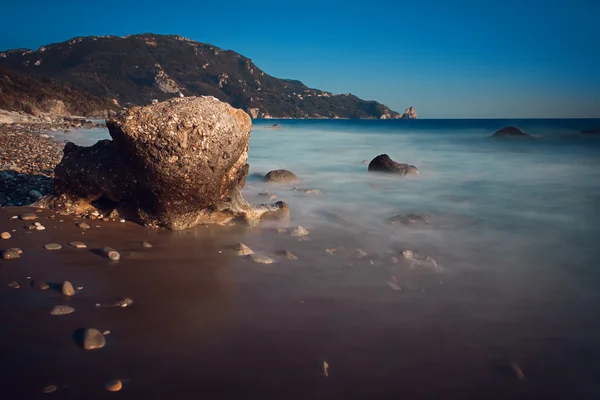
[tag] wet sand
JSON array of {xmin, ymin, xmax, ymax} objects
[{"xmin": 1, "ymin": 206, "xmax": 600, "ymax": 399}]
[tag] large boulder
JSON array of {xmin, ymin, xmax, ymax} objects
[
  {"xmin": 264, "ymin": 169, "xmax": 299, "ymax": 183},
  {"xmin": 491, "ymin": 126, "xmax": 533, "ymax": 139},
  {"xmin": 367, "ymin": 154, "xmax": 418, "ymax": 176},
  {"xmin": 37, "ymin": 97, "xmax": 288, "ymax": 229}
]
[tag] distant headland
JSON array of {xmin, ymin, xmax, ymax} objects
[{"xmin": 0, "ymin": 33, "xmax": 414, "ymax": 120}]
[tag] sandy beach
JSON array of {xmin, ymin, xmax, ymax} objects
[{"xmin": 2, "ymin": 201, "xmax": 600, "ymax": 399}]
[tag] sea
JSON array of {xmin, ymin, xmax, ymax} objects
[{"xmin": 47, "ymin": 118, "xmax": 600, "ymax": 398}]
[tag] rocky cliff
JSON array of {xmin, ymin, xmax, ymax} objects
[{"xmin": 0, "ymin": 34, "xmax": 406, "ymax": 119}]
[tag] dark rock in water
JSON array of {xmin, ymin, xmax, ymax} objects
[
  {"xmin": 279, "ymin": 250, "xmax": 298, "ymax": 260},
  {"xmin": 141, "ymin": 241, "xmax": 153, "ymax": 248},
  {"xmin": 256, "ymin": 201, "xmax": 290, "ymax": 223},
  {"xmin": 43, "ymin": 385, "xmax": 58, "ymax": 394},
  {"xmin": 491, "ymin": 126, "xmax": 533, "ymax": 139},
  {"xmin": 264, "ymin": 169, "xmax": 299, "ymax": 183},
  {"xmin": 82, "ymin": 328, "xmax": 106, "ymax": 350},
  {"xmin": 368, "ymin": 154, "xmax": 418, "ymax": 176},
  {"xmin": 35, "ymin": 97, "xmax": 286, "ymax": 229},
  {"xmin": 235, "ymin": 243, "xmax": 254, "ymax": 257},
  {"xmin": 387, "ymin": 214, "xmax": 430, "ymax": 226},
  {"xmin": 1, "ymin": 248, "xmax": 21, "ymax": 260},
  {"xmin": 581, "ymin": 128, "xmax": 600, "ymax": 135}
]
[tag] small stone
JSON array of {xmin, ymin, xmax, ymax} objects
[
  {"xmin": 1, "ymin": 231, "xmax": 11, "ymax": 239},
  {"xmin": 34, "ymin": 222, "xmax": 42, "ymax": 227},
  {"xmin": 119, "ymin": 218, "xmax": 125, "ymax": 223},
  {"xmin": 102, "ymin": 247, "xmax": 120, "ymax": 261},
  {"xmin": 297, "ymin": 236, "xmax": 312, "ymax": 242},
  {"xmin": 36, "ymin": 225, "xmax": 46, "ymax": 231},
  {"xmin": 387, "ymin": 280, "xmax": 402, "ymax": 290},
  {"xmin": 44, "ymin": 243, "xmax": 62, "ymax": 251},
  {"xmin": 8, "ymin": 281, "xmax": 20, "ymax": 289},
  {"xmin": 276, "ymin": 228, "xmax": 287, "ymax": 234},
  {"xmin": 2, "ymin": 248, "xmax": 21, "ymax": 260},
  {"xmin": 69, "ymin": 241, "xmax": 87, "ymax": 249},
  {"xmin": 291, "ymin": 226, "xmax": 309, "ymax": 237},
  {"xmin": 257, "ymin": 192, "xmax": 277, "ymax": 200},
  {"xmin": 511, "ymin": 363, "xmax": 525, "ymax": 381},
  {"xmin": 77, "ymin": 222, "xmax": 90, "ymax": 229},
  {"xmin": 61, "ymin": 281, "xmax": 76, "ymax": 296},
  {"xmin": 20, "ymin": 213, "xmax": 37, "ymax": 221},
  {"xmin": 250, "ymin": 254, "xmax": 274, "ymax": 264},
  {"xmin": 103, "ymin": 330, "xmax": 111, "ymax": 335},
  {"xmin": 82, "ymin": 328, "xmax": 106, "ymax": 350},
  {"xmin": 90, "ymin": 211, "xmax": 100, "ymax": 217},
  {"xmin": 43, "ymin": 385, "xmax": 58, "ymax": 394},
  {"xmin": 50, "ymin": 305, "xmax": 75, "ymax": 316},
  {"xmin": 105, "ymin": 379, "xmax": 123, "ymax": 392},
  {"xmin": 115, "ymin": 297, "xmax": 134, "ymax": 308},
  {"xmin": 141, "ymin": 241, "xmax": 153, "ymax": 248},
  {"xmin": 235, "ymin": 243, "xmax": 254, "ymax": 257}
]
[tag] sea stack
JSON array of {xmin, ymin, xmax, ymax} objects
[
  {"xmin": 401, "ymin": 106, "xmax": 417, "ymax": 119},
  {"xmin": 36, "ymin": 96, "xmax": 288, "ymax": 229}
]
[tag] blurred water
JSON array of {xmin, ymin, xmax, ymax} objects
[{"xmin": 51, "ymin": 119, "xmax": 600, "ymax": 272}]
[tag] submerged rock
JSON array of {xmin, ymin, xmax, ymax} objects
[
  {"xmin": 292, "ymin": 186, "xmax": 321, "ymax": 196},
  {"xmin": 1, "ymin": 231, "xmax": 11, "ymax": 239},
  {"xmin": 68, "ymin": 241, "xmax": 87, "ymax": 249},
  {"xmin": 387, "ymin": 214, "xmax": 429, "ymax": 226},
  {"xmin": 291, "ymin": 226, "xmax": 309, "ymax": 237},
  {"xmin": 368, "ymin": 154, "xmax": 418, "ymax": 176},
  {"xmin": 2, "ymin": 248, "xmax": 21, "ymax": 260},
  {"xmin": 264, "ymin": 169, "xmax": 299, "ymax": 183},
  {"xmin": 36, "ymin": 97, "xmax": 285, "ymax": 230},
  {"xmin": 491, "ymin": 126, "xmax": 533, "ymax": 139},
  {"xmin": 44, "ymin": 243, "xmax": 62, "ymax": 251}
]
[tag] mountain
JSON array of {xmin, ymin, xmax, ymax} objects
[
  {"xmin": 0, "ymin": 34, "xmax": 404, "ymax": 119},
  {"xmin": 0, "ymin": 67, "xmax": 119, "ymax": 117}
]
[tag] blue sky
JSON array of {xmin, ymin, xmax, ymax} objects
[{"xmin": 1, "ymin": 0, "xmax": 598, "ymax": 118}]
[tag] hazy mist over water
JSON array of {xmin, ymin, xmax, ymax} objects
[{"xmin": 45, "ymin": 119, "xmax": 600, "ymax": 397}]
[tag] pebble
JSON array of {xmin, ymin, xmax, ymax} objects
[
  {"xmin": 42, "ymin": 385, "xmax": 58, "ymax": 394},
  {"xmin": 102, "ymin": 247, "xmax": 120, "ymax": 261},
  {"xmin": 1, "ymin": 248, "xmax": 21, "ymax": 260},
  {"xmin": 36, "ymin": 225, "xmax": 46, "ymax": 231},
  {"xmin": 119, "ymin": 218, "xmax": 125, "ymax": 223},
  {"xmin": 44, "ymin": 243, "xmax": 62, "ymax": 251},
  {"xmin": 69, "ymin": 241, "xmax": 87, "ymax": 249},
  {"xmin": 19, "ymin": 213, "xmax": 37, "ymax": 221},
  {"xmin": 115, "ymin": 297, "xmax": 134, "ymax": 308},
  {"xmin": 276, "ymin": 228, "xmax": 287, "ymax": 234},
  {"xmin": 402, "ymin": 250, "xmax": 414, "ymax": 259},
  {"xmin": 50, "ymin": 305, "xmax": 75, "ymax": 316},
  {"xmin": 61, "ymin": 281, "xmax": 76, "ymax": 296},
  {"xmin": 8, "ymin": 281, "xmax": 20, "ymax": 289},
  {"xmin": 77, "ymin": 222, "xmax": 90, "ymax": 229},
  {"xmin": 141, "ymin": 241, "xmax": 153, "ymax": 248},
  {"xmin": 105, "ymin": 379, "xmax": 123, "ymax": 392},
  {"xmin": 82, "ymin": 328, "xmax": 106, "ymax": 350},
  {"xmin": 235, "ymin": 243, "xmax": 254, "ymax": 257},
  {"xmin": 291, "ymin": 226, "xmax": 309, "ymax": 237},
  {"xmin": 250, "ymin": 254, "xmax": 274, "ymax": 264},
  {"xmin": 387, "ymin": 280, "xmax": 402, "ymax": 290},
  {"xmin": 34, "ymin": 222, "xmax": 42, "ymax": 227},
  {"xmin": 1, "ymin": 231, "xmax": 11, "ymax": 239}
]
